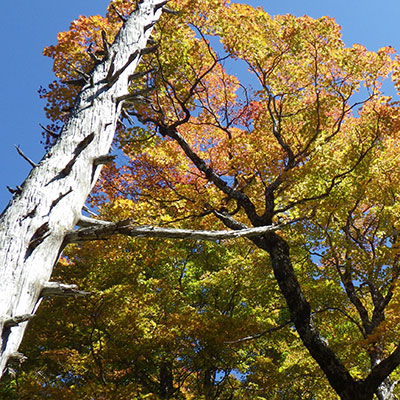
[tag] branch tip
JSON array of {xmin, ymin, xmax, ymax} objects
[
  {"xmin": 15, "ymin": 145, "xmax": 37, "ymax": 168},
  {"xmin": 82, "ymin": 205, "xmax": 98, "ymax": 217},
  {"xmin": 154, "ymin": 0, "xmax": 169, "ymax": 12},
  {"xmin": 39, "ymin": 123, "xmax": 59, "ymax": 139},
  {"xmin": 7, "ymin": 186, "xmax": 21, "ymax": 195},
  {"xmin": 111, "ymin": 4, "xmax": 128, "ymax": 22},
  {"xmin": 101, "ymin": 30, "xmax": 111, "ymax": 60},
  {"xmin": 74, "ymin": 68, "xmax": 91, "ymax": 82},
  {"xmin": 88, "ymin": 45, "xmax": 102, "ymax": 64},
  {"xmin": 162, "ymin": 6, "xmax": 179, "ymax": 15},
  {"xmin": 77, "ymin": 215, "xmax": 114, "ymax": 227}
]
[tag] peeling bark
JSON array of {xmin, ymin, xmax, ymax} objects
[{"xmin": 0, "ymin": 0, "xmax": 168, "ymax": 377}]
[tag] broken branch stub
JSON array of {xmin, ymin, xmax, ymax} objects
[{"xmin": 41, "ymin": 282, "xmax": 90, "ymax": 297}]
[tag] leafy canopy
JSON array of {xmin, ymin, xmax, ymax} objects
[{"xmin": 7, "ymin": 0, "xmax": 400, "ymax": 399}]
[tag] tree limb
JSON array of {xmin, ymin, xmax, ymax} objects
[
  {"xmin": 66, "ymin": 217, "xmax": 284, "ymax": 243},
  {"xmin": 160, "ymin": 125, "xmax": 262, "ymax": 224}
]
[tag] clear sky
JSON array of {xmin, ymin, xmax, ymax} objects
[{"xmin": 0, "ymin": 0, "xmax": 399, "ymax": 211}]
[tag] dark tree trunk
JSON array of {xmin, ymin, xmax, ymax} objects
[
  {"xmin": 251, "ymin": 230, "xmax": 400, "ymax": 399},
  {"xmin": 203, "ymin": 368, "xmax": 216, "ymax": 400},
  {"xmin": 159, "ymin": 361, "xmax": 174, "ymax": 398},
  {"xmin": 260, "ymin": 232, "xmax": 378, "ymax": 400}
]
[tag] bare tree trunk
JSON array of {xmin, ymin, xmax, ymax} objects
[{"xmin": 0, "ymin": 0, "xmax": 168, "ymax": 378}]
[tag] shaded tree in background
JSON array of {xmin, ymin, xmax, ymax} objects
[{"xmin": 4, "ymin": 0, "xmax": 400, "ymax": 399}]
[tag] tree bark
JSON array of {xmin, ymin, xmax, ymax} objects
[
  {"xmin": 376, "ymin": 378, "xmax": 398, "ymax": 400},
  {"xmin": 259, "ymin": 231, "xmax": 400, "ymax": 400},
  {"xmin": 0, "ymin": 0, "xmax": 168, "ymax": 378}
]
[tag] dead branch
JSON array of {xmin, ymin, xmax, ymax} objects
[
  {"xmin": 66, "ymin": 217, "xmax": 286, "ymax": 243},
  {"xmin": 15, "ymin": 146, "xmax": 37, "ymax": 168}
]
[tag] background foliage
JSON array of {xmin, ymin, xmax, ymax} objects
[{"xmin": 3, "ymin": 0, "xmax": 400, "ymax": 398}]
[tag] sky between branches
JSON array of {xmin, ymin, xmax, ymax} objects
[{"xmin": 1, "ymin": 0, "xmax": 398, "ymax": 211}]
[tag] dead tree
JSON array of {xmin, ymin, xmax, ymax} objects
[{"xmin": 0, "ymin": 0, "xmax": 170, "ymax": 377}]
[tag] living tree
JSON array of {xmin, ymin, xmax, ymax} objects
[{"xmin": 2, "ymin": 0, "xmax": 400, "ymax": 399}]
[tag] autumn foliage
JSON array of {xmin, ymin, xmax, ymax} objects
[{"xmin": 5, "ymin": 0, "xmax": 400, "ymax": 399}]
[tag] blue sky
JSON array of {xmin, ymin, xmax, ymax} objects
[{"xmin": 0, "ymin": 0, "xmax": 399, "ymax": 211}]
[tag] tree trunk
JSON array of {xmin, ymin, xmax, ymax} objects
[
  {"xmin": 159, "ymin": 361, "xmax": 174, "ymax": 398},
  {"xmin": 0, "ymin": 0, "xmax": 168, "ymax": 378},
  {"xmin": 203, "ymin": 368, "xmax": 216, "ymax": 400},
  {"xmin": 260, "ymin": 232, "xmax": 375, "ymax": 400},
  {"xmin": 376, "ymin": 378, "xmax": 398, "ymax": 400}
]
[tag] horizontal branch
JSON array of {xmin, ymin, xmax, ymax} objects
[
  {"xmin": 66, "ymin": 217, "xmax": 283, "ymax": 243},
  {"xmin": 40, "ymin": 282, "xmax": 90, "ymax": 297}
]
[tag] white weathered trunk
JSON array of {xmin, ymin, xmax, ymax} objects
[
  {"xmin": 375, "ymin": 375, "xmax": 398, "ymax": 400},
  {"xmin": 0, "ymin": 0, "xmax": 167, "ymax": 377}
]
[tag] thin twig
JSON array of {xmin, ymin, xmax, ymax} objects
[
  {"xmin": 224, "ymin": 320, "xmax": 292, "ymax": 344},
  {"xmin": 15, "ymin": 146, "xmax": 37, "ymax": 168}
]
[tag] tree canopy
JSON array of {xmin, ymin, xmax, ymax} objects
[{"xmin": 4, "ymin": 0, "xmax": 400, "ymax": 399}]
